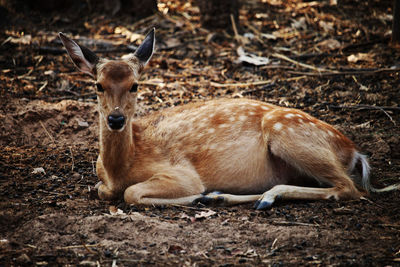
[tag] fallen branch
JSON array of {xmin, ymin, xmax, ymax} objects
[
  {"xmin": 210, "ymin": 80, "xmax": 272, "ymax": 88},
  {"xmin": 37, "ymin": 46, "xmax": 136, "ymax": 55},
  {"xmin": 269, "ymin": 220, "xmax": 318, "ymax": 227},
  {"xmin": 272, "ymin": 53, "xmax": 331, "ymax": 72},
  {"xmin": 329, "ymin": 104, "xmax": 400, "ymax": 111},
  {"xmin": 56, "ymin": 244, "xmax": 102, "ymax": 250},
  {"xmin": 288, "ymin": 67, "xmax": 400, "ymax": 76},
  {"xmin": 330, "ymin": 104, "xmax": 398, "ymax": 125},
  {"xmin": 139, "ymin": 80, "xmax": 274, "ymax": 88}
]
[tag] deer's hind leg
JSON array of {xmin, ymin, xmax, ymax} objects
[{"xmin": 254, "ymin": 113, "xmax": 362, "ymax": 209}]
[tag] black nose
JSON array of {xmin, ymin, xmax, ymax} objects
[{"xmin": 107, "ymin": 113, "xmax": 125, "ymax": 130}]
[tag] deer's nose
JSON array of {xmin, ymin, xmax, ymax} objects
[{"xmin": 107, "ymin": 111, "xmax": 125, "ymax": 130}]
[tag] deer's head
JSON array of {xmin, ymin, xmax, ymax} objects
[{"xmin": 59, "ymin": 28, "xmax": 155, "ymax": 132}]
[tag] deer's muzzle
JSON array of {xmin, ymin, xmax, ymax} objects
[{"xmin": 107, "ymin": 110, "xmax": 125, "ymax": 130}]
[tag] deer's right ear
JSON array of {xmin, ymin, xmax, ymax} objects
[
  {"xmin": 133, "ymin": 28, "xmax": 155, "ymax": 66},
  {"xmin": 59, "ymin": 32, "xmax": 99, "ymax": 77}
]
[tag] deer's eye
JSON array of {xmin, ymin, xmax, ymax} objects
[
  {"xmin": 96, "ymin": 83, "xmax": 104, "ymax": 92},
  {"xmin": 130, "ymin": 83, "xmax": 138, "ymax": 93}
]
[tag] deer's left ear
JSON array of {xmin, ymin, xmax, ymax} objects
[
  {"xmin": 59, "ymin": 32, "xmax": 99, "ymax": 77},
  {"xmin": 133, "ymin": 28, "xmax": 155, "ymax": 67}
]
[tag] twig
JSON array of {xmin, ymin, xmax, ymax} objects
[
  {"xmin": 230, "ymin": 14, "xmax": 241, "ymax": 45},
  {"xmin": 379, "ymin": 224, "xmax": 400, "ymax": 228},
  {"xmin": 56, "ymin": 244, "xmax": 102, "ymax": 250},
  {"xmin": 329, "ymin": 104, "xmax": 400, "ymax": 111},
  {"xmin": 69, "ymin": 146, "xmax": 75, "ymax": 171},
  {"xmin": 243, "ymin": 21, "xmax": 267, "ymax": 47},
  {"xmin": 360, "ymin": 196, "xmax": 385, "ymax": 209},
  {"xmin": 160, "ymin": 12, "xmax": 209, "ymax": 34},
  {"xmin": 210, "ymin": 80, "xmax": 272, "ymax": 88},
  {"xmin": 38, "ymin": 46, "xmax": 136, "ymax": 55},
  {"xmin": 272, "ymin": 53, "xmax": 331, "ymax": 72},
  {"xmin": 269, "ymin": 220, "xmax": 318, "ymax": 227},
  {"xmin": 82, "ymin": 242, "xmax": 97, "ymax": 254},
  {"xmin": 139, "ymin": 80, "xmax": 274, "ymax": 88},
  {"xmin": 39, "ymin": 121, "xmax": 55, "ymax": 144},
  {"xmin": 38, "ymin": 81, "xmax": 48, "ymax": 92},
  {"xmin": 130, "ymin": 14, "xmax": 157, "ymax": 30},
  {"xmin": 241, "ymin": 82, "xmax": 275, "ymax": 94},
  {"xmin": 170, "ymin": 204, "xmax": 210, "ymax": 211},
  {"xmin": 288, "ymin": 67, "xmax": 400, "ymax": 76},
  {"xmin": 330, "ymin": 104, "xmax": 397, "ymax": 125},
  {"xmin": 91, "ymin": 157, "xmax": 96, "ymax": 174}
]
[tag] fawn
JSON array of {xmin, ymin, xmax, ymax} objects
[{"xmin": 59, "ymin": 28, "xmax": 397, "ymax": 209}]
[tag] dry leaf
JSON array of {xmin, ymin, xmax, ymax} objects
[
  {"xmin": 164, "ymin": 38, "xmax": 181, "ymax": 49},
  {"xmin": 109, "ymin": 206, "xmax": 125, "ymax": 216},
  {"xmin": 9, "ymin": 35, "xmax": 32, "ymax": 45},
  {"xmin": 319, "ymin": 21, "xmax": 334, "ymax": 32},
  {"xmin": 291, "ymin": 17, "xmax": 307, "ymax": 31},
  {"xmin": 316, "ymin": 39, "xmax": 341, "ymax": 51},
  {"xmin": 236, "ymin": 46, "xmax": 270, "ymax": 66},
  {"xmin": 194, "ymin": 210, "xmax": 216, "ymax": 219},
  {"xmin": 347, "ymin": 53, "xmax": 373, "ymax": 63},
  {"xmin": 261, "ymin": 33, "xmax": 277, "ymax": 40}
]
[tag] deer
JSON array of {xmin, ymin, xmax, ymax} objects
[{"xmin": 59, "ymin": 28, "xmax": 399, "ymax": 210}]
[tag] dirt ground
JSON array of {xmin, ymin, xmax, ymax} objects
[{"xmin": 1, "ymin": 0, "xmax": 400, "ymax": 266}]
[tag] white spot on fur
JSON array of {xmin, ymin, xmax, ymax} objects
[
  {"xmin": 209, "ymin": 144, "xmax": 217, "ymax": 150},
  {"xmin": 261, "ymin": 106, "xmax": 269, "ymax": 111},
  {"xmin": 250, "ymin": 103, "xmax": 260, "ymax": 107},
  {"xmin": 266, "ymin": 114, "xmax": 274, "ymax": 120},
  {"xmin": 273, "ymin": 122, "xmax": 283, "ymax": 131},
  {"xmin": 229, "ymin": 117, "xmax": 235, "ymax": 122},
  {"xmin": 207, "ymin": 128, "xmax": 216, "ymax": 134},
  {"xmin": 238, "ymin": 115, "xmax": 247, "ymax": 122},
  {"xmin": 328, "ymin": 130, "xmax": 334, "ymax": 137},
  {"xmin": 288, "ymin": 127, "xmax": 295, "ymax": 133},
  {"xmin": 249, "ymin": 111, "xmax": 255, "ymax": 115},
  {"xmin": 284, "ymin": 113, "xmax": 295, "ymax": 119},
  {"xmin": 298, "ymin": 118, "xmax": 303, "ymax": 123},
  {"xmin": 219, "ymin": 124, "xmax": 229, "ymax": 128},
  {"xmin": 295, "ymin": 114, "xmax": 303, "ymax": 118},
  {"xmin": 309, "ymin": 122, "xmax": 316, "ymax": 127}
]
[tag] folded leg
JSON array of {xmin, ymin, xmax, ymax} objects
[{"xmin": 123, "ymin": 167, "xmax": 205, "ymax": 205}]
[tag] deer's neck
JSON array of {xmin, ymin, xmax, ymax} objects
[{"xmin": 99, "ymin": 118, "xmax": 135, "ymax": 173}]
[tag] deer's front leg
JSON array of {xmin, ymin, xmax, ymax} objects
[
  {"xmin": 96, "ymin": 182, "xmax": 119, "ymax": 200},
  {"xmin": 96, "ymin": 157, "xmax": 120, "ymax": 200},
  {"xmin": 124, "ymin": 168, "xmax": 205, "ymax": 206}
]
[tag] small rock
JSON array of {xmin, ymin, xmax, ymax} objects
[
  {"xmin": 72, "ymin": 172, "xmax": 81, "ymax": 180},
  {"xmin": 32, "ymin": 167, "xmax": 45, "ymax": 175},
  {"xmin": 77, "ymin": 120, "xmax": 89, "ymax": 128}
]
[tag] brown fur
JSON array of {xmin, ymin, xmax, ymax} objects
[{"xmin": 60, "ymin": 31, "xmax": 366, "ymax": 207}]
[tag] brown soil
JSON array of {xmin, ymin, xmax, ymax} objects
[{"xmin": 1, "ymin": 0, "xmax": 400, "ymax": 266}]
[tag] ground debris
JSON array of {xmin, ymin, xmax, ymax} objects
[{"xmin": 1, "ymin": 0, "xmax": 399, "ymax": 266}]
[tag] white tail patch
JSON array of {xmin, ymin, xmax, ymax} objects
[{"xmin": 350, "ymin": 152, "xmax": 400, "ymax": 193}]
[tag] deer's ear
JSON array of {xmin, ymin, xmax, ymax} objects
[
  {"xmin": 133, "ymin": 28, "xmax": 155, "ymax": 66},
  {"xmin": 59, "ymin": 32, "xmax": 99, "ymax": 77}
]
